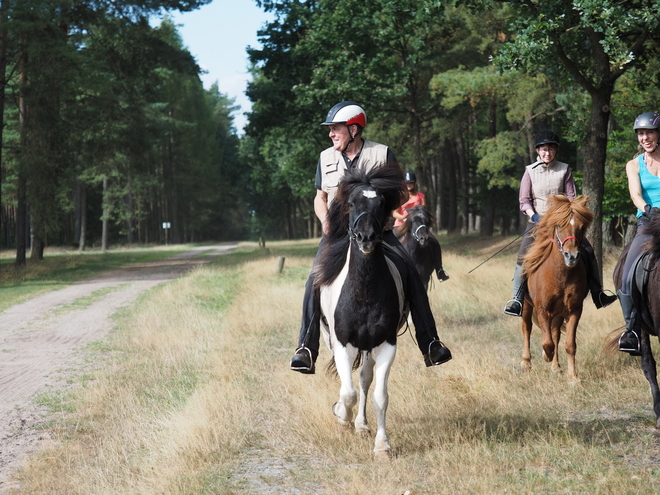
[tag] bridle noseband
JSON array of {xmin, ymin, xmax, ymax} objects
[
  {"xmin": 554, "ymin": 226, "xmax": 579, "ymax": 256},
  {"xmin": 348, "ymin": 210, "xmax": 383, "ymax": 241},
  {"xmin": 412, "ymin": 222, "xmax": 428, "ymax": 242}
]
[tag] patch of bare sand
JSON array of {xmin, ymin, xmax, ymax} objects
[{"xmin": 0, "ymin": 244, "xmax": 237, "ymax": 492}]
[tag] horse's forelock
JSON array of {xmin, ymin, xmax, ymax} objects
[
  {"xmin": 536, "ymin": 195, "xmax": 592, "ymax": 238},
  {"xmin": 523, "ymin": 195, "xmax": 593, "ymax": 276}
]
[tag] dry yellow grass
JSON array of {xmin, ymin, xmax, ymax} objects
[{"xmin": 9, "ymin": 237, "xmax": 660, "ymax": 494}]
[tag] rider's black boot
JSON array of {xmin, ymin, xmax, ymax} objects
[
  {"xmin": 424, "ymin": 340, "xmax": 452, "ymax": 367},
  {"xmin": 290, "ymin": 346, "xmax": 316, "ymax": 374},
  {"xmin": 617, "ymin": 291, "xmax": 641, "ymax": 356},
  {"xmin": 290, "ymin": 274, "xmax": 320, "ymax": 374},
  {"xmin": 504, "ymin": 264, "xmax": 525, "ymax": 317},
  {"xmin": 585, "ymin": 247, "xmax": 618, "ymax": 309}
]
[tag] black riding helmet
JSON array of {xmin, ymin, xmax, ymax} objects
[
  {"xmin": 633, "ymin": 112, "xmax": 660, "ymax": 130},
  {"xmin": 534, "ymin": 129, "xmax": 560, "ymax": 148},
  {"xmin": 404, "ymin": 171, "xmax": 417, "ymax": 183}
]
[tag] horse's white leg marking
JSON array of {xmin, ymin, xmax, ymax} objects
[
  {"xmin": 371, "ymin": 342, "xmax": 396, "ymax": 454},
  {"xmin": 332, "ymin": 343, "xmax": 358, "ymax": 425},
  {"xmin": 355, "ymin": 351, "xmax": 374, "ymax": 434},
  {"xmin": 320, "ymin": 248, "xmax": 351, "ymax": 352}
]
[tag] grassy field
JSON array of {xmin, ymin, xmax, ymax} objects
[{"xmin": 8, "ymin": 237, "xmax": 660, "ymax": 494}]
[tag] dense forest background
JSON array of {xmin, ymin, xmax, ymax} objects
[{"xmin": 1, "ymin": 0, "xmax": 660, "ymax": 267}]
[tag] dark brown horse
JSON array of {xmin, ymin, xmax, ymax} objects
[
  {"xmin": 611, "ymin": 215, "xmax": 660, "ymax": 428},
  {"xmin": 396, "ymin": 205, "xmax": 444, "ymax": 290},
  {"xmin": 521, "ymin": 195, "xmax": 593, "ymax": 382}
]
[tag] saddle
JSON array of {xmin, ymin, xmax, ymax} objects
[{"xmin": 629, "ymin": 250, "xmax": 657, "ymax": 336}]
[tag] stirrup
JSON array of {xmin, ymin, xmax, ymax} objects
[
  {"xmin": 290, "ymin": 346, "xmax": 315, "ymax": 374},
  {"xmin": 618, "ymin": 330, "xmax": 641, "ymax": 355},
  {"xmin": 596, "ymin": 289, "xmax": 618, "ymax": 309},
  {"xmin": 503, "ymin": 299, "xmax": 523, "ymax": 317},
  {"xmin": 424, "ymin": 340, "xmax": 452, "ymax": 367}
]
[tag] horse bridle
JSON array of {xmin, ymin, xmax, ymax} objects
[
  {"xmin": 348, "ymin": 211, "xmax": 383, "ymax": 241},
  {"xmin": 554, "ymin": 226, "xmax": 580, "ymax": 256},
  {"xmin": 411, "ymin": 223, "xmax": 428, "ymax": 242}
]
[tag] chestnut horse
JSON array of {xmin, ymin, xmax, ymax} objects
[
  {"xmin": 611, "ymin": 214, "xmax": 660, "ymax": 427},
  {"xmin": 520, "ymin": 195, "xmax": 593, "ymax": 382}
]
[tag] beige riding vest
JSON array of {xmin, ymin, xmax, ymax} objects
[
  {"xmin": 319, "ymin": 140, "xmax": 389, "ymax": 206},
  {"xmin": 527, "ymin": 160, "xmax": 570, "ymax": 216}
]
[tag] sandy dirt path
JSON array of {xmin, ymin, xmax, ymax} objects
[{"xmin": 0, "ymin": 244, "xmax": 237, "ymax": 491}]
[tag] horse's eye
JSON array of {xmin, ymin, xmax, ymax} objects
[{"xmin": 348, "ymin": 201, "xmax": 354, "ymax": 208}]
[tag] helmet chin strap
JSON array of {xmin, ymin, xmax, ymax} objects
[{"xmin": 342, "ymin": 124, "xmax": 355, "ymax": 153}]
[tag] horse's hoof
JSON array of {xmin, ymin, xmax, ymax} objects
[
  {"xmin": 656, "ymin": 418, "xmax": 660, "ymax": 429},
  {"xmin": 374, "ymin": 449, "xmax": 393, "ymax": 461},
  {"xmin": 355, "ymin": 423, "xmax": 371, "ymax": 435},
  {"xmin": 332, "ymin": 402, "xmax": 351, "ymax": 425},
  {"xmin": 521, "ymin": 360, "xmax": 532, "ymax": 372}
]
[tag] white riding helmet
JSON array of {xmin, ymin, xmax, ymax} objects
[{"xmin": 320, "ymin": 101, "xmax": 367, "ymax": 128}]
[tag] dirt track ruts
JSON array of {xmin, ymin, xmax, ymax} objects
[{"xmin": 0, "ymin": 244, "xmax": 237, "ymax": 492}]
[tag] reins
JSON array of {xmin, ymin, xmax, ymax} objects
[{"xmin": 348, "ymin": 211, "xmax": 383, "ymax": 241}]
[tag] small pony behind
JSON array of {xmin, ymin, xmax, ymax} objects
[
  {"xmin": 396, "ymin": 205, "xmax": 448, "ymax": 289},
  {"xmin": 520, "ymin": 195, "xmax": 593, "ymax": 383}
]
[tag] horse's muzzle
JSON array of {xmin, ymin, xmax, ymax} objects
[{"xmin": 563, "ymin": 250, "xmax": 580, "ymax": 267}]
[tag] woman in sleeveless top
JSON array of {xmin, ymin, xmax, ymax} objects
[
  {"xmin": 618, "ymin": 112, "xmax": 660, "ymax": 354},
  {"xmin": 503, "ymin": 129, "xmax": 617, "ymax": 317}
]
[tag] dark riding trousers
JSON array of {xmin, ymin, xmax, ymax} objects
[{"xmin": 622, "ymin": 217, "xmax": 652, "ymax": 294}]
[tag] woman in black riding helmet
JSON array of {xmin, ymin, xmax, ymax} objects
[
  {"xmin": 617, "ymin": 112, "xmax": 660, "ymax": 354},
  {"xmin": 503, "ymin": 129, "xmax": 617, "ymax": 317}
]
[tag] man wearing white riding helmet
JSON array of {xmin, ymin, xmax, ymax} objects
[{"xmin": 290, "ymin": 101, "xmax": 452, "ymax": 374}]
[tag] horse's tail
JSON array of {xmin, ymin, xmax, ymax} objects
[
  {"xmin": 324, "ymin": 353, "xmax": 363, "ymax": 377},
  {"xmin": 601, "ymin": 327, "xmax": 626, "ymax": 357}
]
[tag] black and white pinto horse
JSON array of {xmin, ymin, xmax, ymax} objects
[
  {"xmin": 314, "ymin": 165, "xmax": 408, "ymax": 458},
  {"xmin": 396, "ymin": 205, "xmax": 442, "ymax": 290}
]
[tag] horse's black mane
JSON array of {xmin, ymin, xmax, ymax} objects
[
  {"xmin": 314, "ymin": 165, "xmax": 406, "ymax": 288},
  {"xmin": 397, "ymin": 205, "xmax": 435, "ymax": 237}
]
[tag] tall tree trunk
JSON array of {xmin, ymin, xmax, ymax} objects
[
  {"xmin": 481, "ymin": 100, "xmax": 497, "ymax": 236},
  {"xmin": 447, "ymin": 139, "xmax": 458, "ymax": 233},
  {"xmin": 582, "ymin": 91, "xmax": 611, "ymax": 276},
  {"xmin": 78, "ymin": 183, "xmax": 86, "ymax": 251},
  {"xmin": 16, "ymin": 34, "xmax": 27, "ymax": 267},
  {"xmin": 74, "ymin": 179, "xmax": 82, "ymax": 243},
  {"xmin": 102, "ymin": 176, "xmax": 109, "ymax": 252},
  {"xmin": 0, "ymin": 1, "xmax": 6, "ymax": 249},
  {"xmin": 456, "ymin": 133, "xmax": 469, "ymax": 236}
]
